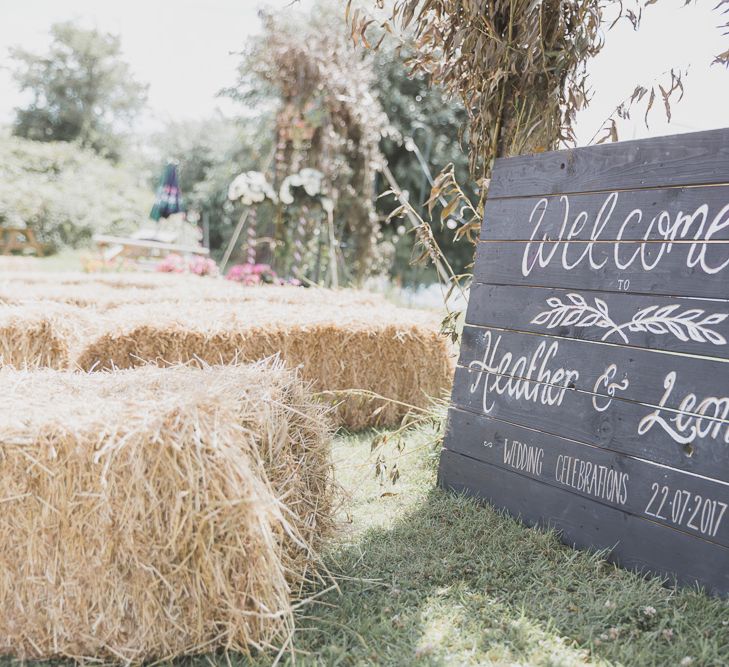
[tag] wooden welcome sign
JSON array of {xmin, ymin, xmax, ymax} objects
[{"xmin": 439, "ymin": 128, "xmax": 729, "ymax": 595}]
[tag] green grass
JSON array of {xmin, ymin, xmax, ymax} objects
[
  {"xmin": 232, "ymin": 429, "xmax": 728, "ymax": 667},
  {"xmin": 0, "ymin": 248, "xmax": 86, "ymax": 272},
  {"xmin": 11, "ymin": 429, "xmax": 729, "ymax": 666},
  {"xmin": 34, "ymin": 248, "xmax": 86, "ymax": 271}
]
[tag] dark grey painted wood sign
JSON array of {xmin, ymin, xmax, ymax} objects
[{"xmin": 438, "ymin": 129, "xmax": 729, "ymax": 595}]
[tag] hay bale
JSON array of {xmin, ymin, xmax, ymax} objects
[
  {"xmin": 0, "ymin": 362, "xmax": 333, "ymax": 662},
  {"xmin": 75, "ymin": 301, "xmax": 454, "ymax": 429},
  {"xmin": 0, "ymin": 275, "xmax": 451, "ymax": 428},
  {"xmin": 0, "ymin": 303, "xmax": 91, "ymax": 369},
  {"xmin": 0, "ymin": 273, "xmax": 387, "ymax": 311},
  {"xmin": 0, "ymin": 256, "xmax": 43, "ymax": 272},
  {"xmin": 0, "ymin": 270, "xmax": 185, "ymax": 289}
]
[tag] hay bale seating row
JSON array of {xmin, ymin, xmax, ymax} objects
[
  {"xmin": 0, "ymin": 274, "xmax": 454, "ymax": 429},
  {"xmin": 0, "ymin": 272, "xmax": 387, "ymax": 310},
  {"xmin": 0, "ymin": 272, "xmax": 451, "ymax": 661},
  {"xmin": 0, "ymin": 362, "xmax": 333, "ymax": 661},
  {"xmin": 0, "ymin": 302, "xmax": 92, "ymax": 369}
]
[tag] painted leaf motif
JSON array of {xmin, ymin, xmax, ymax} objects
[
  {"xmin": 594, "ymin": 298, "xmax": 609, "ymax": 318},
  {"xmin": 549, "ymin": 310, "xmax": 567, "ymax": 327},
  {"xmin": 563, "ymin": 309, "xmax": 586, "ymax": 326},
  {"xmin": 654, "ymin": 305, "xmax": 679, "ymax": 319},
  {"xmin": 531, "ymin": 310, "xmax": 554, "ymax": 325},
  {"xmin": 703, "ymin": 329, "xmax": 727, "ymax": 346},
  {"xmin": 533, "ymin": 296, "xmax": 727, "ymax": 347},
  {"xmin": 644, "ymin": 322, "xmax": 668, "ymax": 335},
  {"xmin": 634, "ymin": 306, "xmax": 657, "ymax": 321},
  {"xmin": 679, "ymin": 309, "xmax": 703, "ymax": 322},
  {"xmin": 665, "ymin": 320, "xmax": 689, "ymax": 341},
  {"xmin": 567, "ymin": 293, "xmax": 586, "ymax": 307},
  {"xmin": 686, "ymin": 325, "xmax": 704, "ymax": 343},
  {"xmin": 579, "ymin": 312, "xmax": 602, "ymax": 326}
]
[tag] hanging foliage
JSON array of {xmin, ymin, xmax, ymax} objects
[
  {"xmin": 347, "ymin": 0, "xmax": 720, "ymax": 237},
  {"xmin": 229, "ymin": 9, "xmax": 391, "ymax": 283},
  {"xmin": 349, "ymin": 0, "xmax": 611, "ymax": 182},
  {"xmin": 227, "ymin": 170, "xmax": 278, "ymax": 265}
]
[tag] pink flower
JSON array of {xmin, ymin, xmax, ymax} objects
[
  {"xmin": 188, "ymin": 256, "xmax": 219, "ymax": 276},
  {"xmin": 226, "ymin": 263, "xmax": 281, "ymax": 285},
  {"xmin": 156, "ymin": 254, "xmax": 186, "ymax": 273}
]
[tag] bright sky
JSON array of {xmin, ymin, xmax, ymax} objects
[
  {"xmin": 0, "ymin": 0, "xmax": 726, "ymax": 145},
  {"xmin": 0, "ymin": 0, "xmax": 315, "ymax": 132}
]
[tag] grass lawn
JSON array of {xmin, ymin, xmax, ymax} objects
[
  {"xmin": 5, "ymin": 422, "xmax": 727, "ymax": 666},
  {"xmin": 233, "ymin": 429, "xmax": 729, "ymax": 667}
]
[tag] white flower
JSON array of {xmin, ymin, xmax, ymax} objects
[
  {"xmin": 321, "ymin": 196, "xmax": 334, "ymax": 214},
  {"xmin": 228, "ymin": 171, "xmax": 277, "ymax": 205},
  {"xmin": 642, "ymin": 605, "xmax": 657, "ymax": 617},
  {"xmin": 299, "ymin": 168, "xmax": 323, "ymax": 196},
  {"xmin": 279, "ymin": 173, "xmax": 303, "ymax": 205},
  {"xmin": 278, "ymin": 169, "xmax": 325, "ymax": 204}
]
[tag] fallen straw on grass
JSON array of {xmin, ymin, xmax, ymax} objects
[{"xmin": 0, "ymin": 361, "xmax": 334, "ymax": 662}]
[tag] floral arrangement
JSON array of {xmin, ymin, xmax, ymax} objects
[
  {"xmin": 188, "ymin": 255, "xmax": 219, "ymax": 277},
  {"xmin": 82, "ymin": 254, "xmax": 136, "ymax": 274},
  {"xmin": 225, "ymin": 263, "xmax": 280, "ymax": 286},
  {"xmin": 279, "ymin": 168, "xmax": 324, "ymax": 204},
  {"xmin": 227, "ymin": 171, "xmax": 277, "ymax": 205},
  {"xmin": 156, "ymin": 254, "xmax": 186, "ymax": 273},
  {"xmin": 156, "ymin": 253, "xmax": 219, "ymax": 277}
]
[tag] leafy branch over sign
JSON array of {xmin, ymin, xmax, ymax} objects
[{"xmin": 532, "ymin": 294, "xmax": 727, "ymax": 346}]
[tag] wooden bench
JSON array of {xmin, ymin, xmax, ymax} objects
[
  {"xmin": 0, "ymin": 226, "xmax": 44, "ymax": 256},
  {"xmin": 93, "ymin": 234, "xmax": 209, "ymax": 264}
]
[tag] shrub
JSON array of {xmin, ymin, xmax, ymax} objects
[{"xmin": 0, "ymin": 135, "xmax": 149, "ymax": 251}]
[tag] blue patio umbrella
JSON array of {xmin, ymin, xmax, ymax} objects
[{"xmin": 150, "ymin": 162, "xmax": 185, "ymax": 221}]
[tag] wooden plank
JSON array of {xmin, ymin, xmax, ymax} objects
[
  {"xmin": 465, "ymin": 284, "xmax": 729, "ymax": 360},
  {"xmin": 92, "ymin": 234, "xmax": 210, "ymax": 256},
  {"xmin": 450, "ymin": 365, "xmax": 729, "ymax": 482},
  {"xmin": 458, "ymin": 325, "xmax": 729, "ymax": 416},
  {"xmin": 438, "ymin": 449, "xmax": 729, "ymax": 595},
  {"xmin": 481, "ymin": 185, "xmax": 729, "ymax": 241},
  {"xmin": 443, "ymin": 407, "xmax": 729, "ymax": 548},
  {"xmin": 488, "ymin": 128, "xmax": 729, "ymax": 199},
  {"xmin": 473, "ymin": 241, "xmax": 729, "ymax": 298},
  {"xmin": 444, "ymin": 130, "xmax": 729, "ymax": 595}
]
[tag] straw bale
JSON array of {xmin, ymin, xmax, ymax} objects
[
  {"xmin": 0, "ymin": 270, "xmax": 185, "ymax": 290},
  {"xmin": 0, "ymin": 256, "xmax": 42, "ymax": 272},
  {"xmin": 0, "ymin": 274, "xmax": 450, "ymax": 428},
  {"xmin": 0, "ymin": 302, "xmax": 92, "ymax": 369},
  {"xmin": 0, "ymin": 362, "xmax": 333, "ymax": 661},
  {"xmin": 75, "ymin": 301, "xmax": 453, "ymax": 429},
  {"xmin": 0, "ymin": 273, "xmax": 387, "ymax": 311}
]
